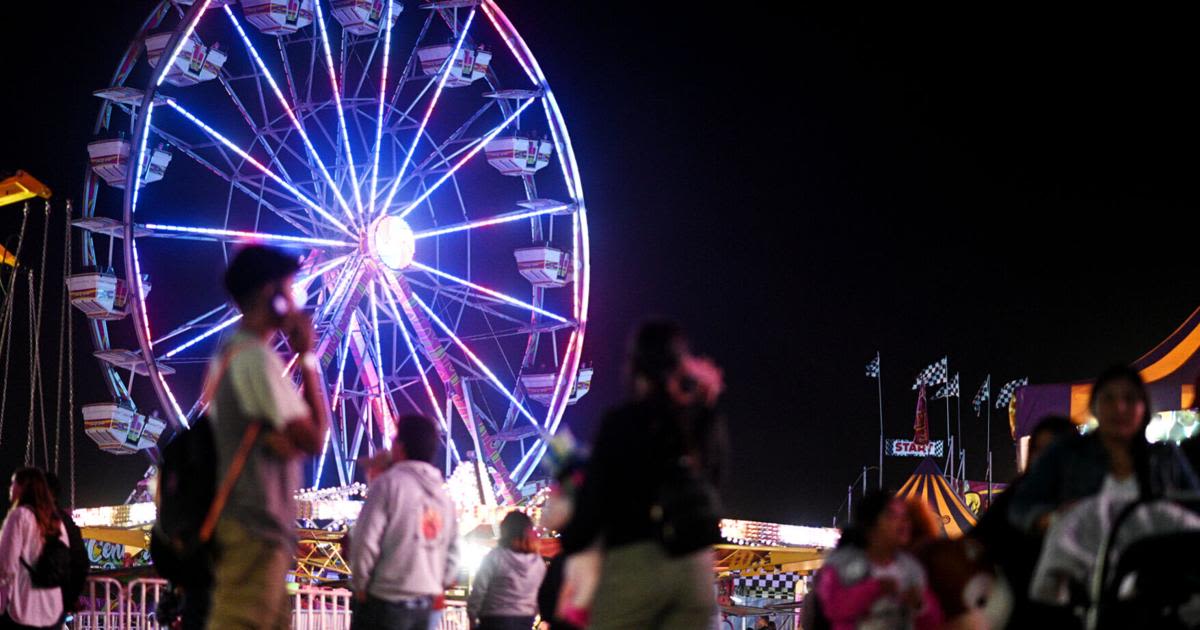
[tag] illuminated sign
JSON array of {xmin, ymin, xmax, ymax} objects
[{"xmin": 885, "ymin": 439, "xmax": 944, "ymax": 457}]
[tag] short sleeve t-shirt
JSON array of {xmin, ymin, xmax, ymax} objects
[{"xmin": 209, "ymin": 329, "xmax": 308, "ymax": 549}]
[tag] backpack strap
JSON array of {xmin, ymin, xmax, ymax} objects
[{"xmin": 196, "ymin": 341, "xmax": 265, "ymax": 544}]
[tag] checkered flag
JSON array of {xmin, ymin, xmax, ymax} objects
[
  {"xmin": 972, "ymin": 375, "xmax": 990, "ymax": 416},
  {"xmin": 935, "ymin": 372, "xmax": 960, "ymax": 399},
  {"xmin": 866, "ymin": 353, "xmax": 880, "ymax": 378},
  {"xmin": 913, "ymin": 357, "xmax": 948, "ymax": 390},
  {"xmin": 995, "ymin": 377, "xmax": 1028, "ymax": 409}
]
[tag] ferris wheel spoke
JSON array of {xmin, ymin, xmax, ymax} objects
[
  {"xmin": 392, "ymin": 96, "xmax": 535, "ymax": 219},
  {"xmin": 409, "ymin": 262, "xmax": 568, "ymax": 324},
  {"xmin": 511, "ymin": 327, "xmax": 582, "ymax": 484},
  {"xmin": 404, "ymin": 287, "xmax": 543, "ymax": 437},
  {"xmin": 379, "ymin": 272, "xmax": 517, "ymax": 502},
  {"xmin": 164, "ymin": 99, "xmax": 355, "ymax": 238},
  {"xmin": 412, "ymin": 204, "xmax": 570, "ymax": 240},
  {"xmin": 377, "ymin": 7, "xmax": 478, "ymax": 218},
  {"xmin": 139, "ymin": 123, "xmax": 318, "ymax": 237},
  {"xmin": 313, "ymin": 0, "xmax": 366, "ymax": 222},
  {"xmin": 382, "ymin": 10, "xmax": 436, "ymax": 129},
  {"xmin": 138, "ymin": 223, "xmax": 356, "ymax": 248},
  {"xmin": 479, "ymin": 0, "xmax": 538, "ymax": 86},
  {"xmin": 377, "ymin": 99, "xmax": 497, "ymax": 201},
  {"xmin": 404, "ymin": 276, "xmax": 528, "ymax": 328},
  {"xmin": 157, "ymin": 256, "xmax": 349, "ymax": 361},
  {"xmin": 368, "ymin": 1, "xmax": 396, "ymax": 217},
  {"xmin": 151, "ymin": 303, "xmax": 234, "ymax": 349},
  {"xmin": 344, "ymin": 304, "xmax": 396, "ymax": 448},
  {"xmin": 223, "ymin": 5, "xmax": 357, "ymax": 222},
  {"xmin": 215, "ymin": 73, "xmax": 298, "ymax": 188}
]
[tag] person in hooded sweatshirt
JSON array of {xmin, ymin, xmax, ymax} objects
[
  {"xmin": 468, "ymin": 511, "xmax": 546, "ymax": 630},
  {"xmin": 350, "ymin": 414, "xmax": 460, "ymax": 630}
]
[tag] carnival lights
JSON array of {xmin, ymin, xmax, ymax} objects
[{"xmin": 82, "ymin": 0, "xmax": 589, "ymax": 499}]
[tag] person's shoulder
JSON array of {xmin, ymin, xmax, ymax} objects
[
  {"xmin": 1037, "ymin": 431, "xmax": 1092, "ymax": 463},
  {"xmin": 3, "ymin": 505, "xmax": 35, "ymax": 528}
]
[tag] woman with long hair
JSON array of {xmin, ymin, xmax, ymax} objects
[
  {"xmin": 812, "ymin": 490, "xmax": 942, "ymax": 630},
  {"xmin": 560, "ymin": 319, "xmax": 726, "ymax": 630},
  {"xmin": 467, "ymin": 511, "xmax": 546, "ymax": 630},
  {"xmin": 0, "ymin": 468, "xmax": 69, "ymax": 629},
  {"xmin": 1010, "ymin": 365, "xmax": 1199, "ymax": 533}
]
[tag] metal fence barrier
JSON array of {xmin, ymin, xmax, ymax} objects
[{"xmin": 69, "ymin": 578, "xmax": 472, "ymax": 630}]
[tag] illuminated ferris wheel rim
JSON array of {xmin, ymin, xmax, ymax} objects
[{"xmin": 97, "ymin": 0, "xmax": 589, "ymax": 493}]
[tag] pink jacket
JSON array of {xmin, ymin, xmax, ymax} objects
[{"xmin": 815, "ymin": 550, "xmax": 943, "ymax": 630}]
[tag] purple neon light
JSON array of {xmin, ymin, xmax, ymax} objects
[
  {"xmin": 142, "ymin": 223, "xmax": 355, "ymax": 247},
  {"xmin": 478, "ymin": 1, "xmax": 592, "ymax": 485},
  {"xmin": 156, "ymin": 0, "xmax": 214, "ymax": 87},
  {"xmin": 409, "ymin": 291, "xmax": 544, "ymax": 435},
  {"xmin": 165, "ymin": 100, "xmax": 354, "ymax": 236},
  {"xmin": 313, "ymin": 0, "xmax": 365, "ymax": 220},
  {"xmin": 412, "ymin": 205, "xmax": 568, "ymax": 240},
  {"xmin": 480, "ymin": 1, "xmax": 536, "ymax": 85},
  {"xmin": 315, "ymin": 430, "xmax": 332, "ymax": 486},
  {"xmin": 223, "ymin": 5, "xmax": 355, "ymax": 222},
  {"xmin": 409, "ymin": 261, "xmax": 567, "ymax": 324},
  {"xmin": 368, "ymin": 282, "xmax": 396, "ymax": 447},
  {"xmin": 379, "ymin": 280, "xmax": 459, "ymax": 461},
  {"xmin": 330, "ymin": 314, "xmax": 354, "ymax": 412},
  {"xmin": 368, "ymin": 2, "xmax": 395, "ymax": 216},
  {"xmin": 513, "ymin": 329, "xmax": 577, "ymax": 484},
  {"xmin": 396, "ymin": 97, "xmax": 536, "ymax": 220},
  {"xmin": 378, "ymin": 8, "xmax": 477, "ymax": 216},
  {"xmin": 163, "ymin": 314, "xmax": 243, "ymax": 359}
]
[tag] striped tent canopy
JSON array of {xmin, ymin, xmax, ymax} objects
[
  {"xmin": 896, "ymin": 458, "xmax": 977, "ymax": 538},
  {"xmin": 1013, "ymin": 305, "xmax": 1200, "ymax": 438}
]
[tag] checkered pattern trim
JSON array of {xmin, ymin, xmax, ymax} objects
[{"xmin": 734, "ymin": 573, "xmax": 801, "ymax": 600}]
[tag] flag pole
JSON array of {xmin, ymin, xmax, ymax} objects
[
  {"xmin": 877, "ymin": 352, "xmax": 884, "ymax": 489},
  {"xmin": 945, "ymin": 360, "xmax": 953, "ymax": 482},
  {"xmin": 984, "ymin": 376, "xmax": 993, "ymax": 508},
  {"xmin": 956, "ymin": 384, "xmax": 963, "ymax": 490}
]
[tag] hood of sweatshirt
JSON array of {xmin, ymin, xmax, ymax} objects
[
  {"xmin": 494, "ymin": 548, "xmax": 543, "ymax": 577},
  {"xmin": 392, "ymin": 460, "xmax": 446, "ymax": 497}
]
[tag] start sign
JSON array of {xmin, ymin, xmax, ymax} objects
[{"xmin": 886, "ymin": 439, "xmax": 944, "ymax": 457}]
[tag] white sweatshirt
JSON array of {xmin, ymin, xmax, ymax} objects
[
  {"xmin": 467, "ymin": 547, "xmax": 546, "ymax": 621},
  {"xmin": 350, "ymin": 461, "xmax": 460, "ymax": 600}
]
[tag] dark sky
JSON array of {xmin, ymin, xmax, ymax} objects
[{"xmin": 1, "ymin": 4, "xmax": 1198, "ymax": 525}]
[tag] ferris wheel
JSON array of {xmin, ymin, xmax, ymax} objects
[{"xmin": 71, "ymin": 0, "xmax": 591, "ymax": 504}]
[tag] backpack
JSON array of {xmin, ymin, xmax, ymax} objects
[
  {"xmin": 150, "ymin": 415, "xmax": 219, "ymax": 586},
  {"xmin": 648, "ymin": 404, "xmax": 723, "ymax": 557},
  {"xmin": 60, "ymin": 510, "xmax": 89, "ymax": 611},
  {"xmin": 22, "ymin": 533, "xmax": 71, "ymax": 588},
  {"xmin": 150, "ymin": 343, "xmax": 261, "ymax": 586}
]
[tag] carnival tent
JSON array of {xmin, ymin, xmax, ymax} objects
[
  {"xmin": 1013, "ymin": 306, "xmax": 1200, "ymax": 438},
  {"xmin": 896, "ymin": 458, "xmax": 977, "ymax": 538}
]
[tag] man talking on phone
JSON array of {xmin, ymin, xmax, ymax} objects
[{"xmin": 206, "ymin": 245, "xmax": 330, "ymax": 630}]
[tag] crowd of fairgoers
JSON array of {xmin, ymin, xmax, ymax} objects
[{"xmin": 5, "ymin": 249, "xmax": 1200, "ymax": 630}]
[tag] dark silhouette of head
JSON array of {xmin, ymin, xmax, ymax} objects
[
  {"xmin": 223, "ymin": 245, "xmax": 301, "ymax": 313},
  {"xmin": 498, "ymin": 510, "xmax": 537, "ymax": 553},
  {"xmin": 394, "ymin": 414, "xmax": 441, "ymax": 465}
]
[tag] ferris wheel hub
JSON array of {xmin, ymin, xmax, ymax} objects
[{"xmin": 369, "ymin": 215, "xmax": 416, "ymax": 270}]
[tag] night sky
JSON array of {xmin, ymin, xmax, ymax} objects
[{"xmin": 1, "ymin": 4, "xmax": 1197, "ymax": 526}]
